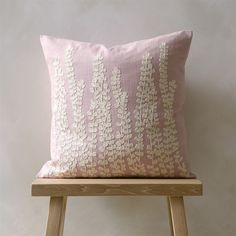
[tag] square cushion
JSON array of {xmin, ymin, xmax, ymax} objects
[{"xmin": 38, "ymin": 31, "xmax": 193, "ymax": 178}]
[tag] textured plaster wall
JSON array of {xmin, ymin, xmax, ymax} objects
[{"xmin": 0, "ymin": 0, "xmax": 236, "ymax": 235}]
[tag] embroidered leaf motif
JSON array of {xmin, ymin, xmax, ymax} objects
[
  {"xmin": 46, "ymin": 42, "xmax": 188, "ymax": 178},
  {"xmin": 111, "ymin": 67, "xmax": 133, "ymax": 175},
  {"xmin": 87, "ymin": 54, "xmax": 115, "ymax": 177},
  {"xmin": 159, "ymin": 42, "xmax": 188, "ymax": 176}
]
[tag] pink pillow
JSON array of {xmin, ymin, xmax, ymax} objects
[{"xmin": 38, "ymin": 31, "xmax": 194, "ymax": 178}]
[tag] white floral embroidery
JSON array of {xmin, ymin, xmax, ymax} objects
[
  {"xmin": 65, "ymin": 46, "xmax": 85, "ymax": 133},
  {"xmin": 135, "ymin": 53, "xmax": 165, "ymax": 176},
  {"xmin": 53, "ymin": 58, "xmax": 69, "ymax": 133},
  {"xmin": 87, "ymin": 54, "xmax": 115, "ymax": 177},
  {"xmin": 133, "ymin": 53, "xmax": 165, "ymax": 175},
  {"xmin": 50, "ymin": 57, "xmax": 77, "ymax": 177},
  {"xmin": 111, "ymin": 67, "xmax": 132, "ymax": 175},
  {"xmin": 159, "ymin": 42, "xmax": 187, "ymax": 176},
  {"xmin": 64, "ymin": 45, "xmax": 89, "ymax": 175},
  {"xmin": 44, "ymin": 43, "xmax": 188, "ymax": 178}
]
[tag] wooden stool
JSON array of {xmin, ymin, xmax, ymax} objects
[{"xmin": 31, "ymin": 178, "xmax": 202, "ymax": 236}]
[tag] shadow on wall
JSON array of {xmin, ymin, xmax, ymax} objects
[
  {"xmin": 185, "ymin": 78, "xmax": 236, "ymax": 179},
  {"xmin": 185, "ymin": 77, "xmax": 236, "ymax": 234}
]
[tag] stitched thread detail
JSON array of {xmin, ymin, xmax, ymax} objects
[
  {"xmin": 50, "ymin": 57, "xmax": 77, "ymax": 177},
  {"xmin": 65, "ymin": 46, "xmax": 88, "ymax": 174},
  {"xmin": 111, "ymin": 67, "xmax": 132, "ymax": 175},
  {"xmin": 43, "ymin": 43, "xmax": 189, "ymax": 178},
  {"xmin": 87, "ymin": 54, "xmax": 115, "ymax": 177},
  {"xmin": 159, "ymin": 42, "xmax": 187, "ymax": 176},
  {"xmin": 137, "ymin": 53, "xmax": 164, "ymax": 176}
]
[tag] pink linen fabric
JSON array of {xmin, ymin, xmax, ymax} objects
[{"xmin": 38, "ymin": 31, "xmax": 194, "ymax": 178}]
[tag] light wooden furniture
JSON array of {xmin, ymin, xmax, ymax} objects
[{"xmin": 32, "ymin": 178, "xmax": 202, "ymax": 236}]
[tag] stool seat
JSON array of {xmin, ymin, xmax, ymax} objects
[
  {"xmin": 32, "ymin": 178, "xmax": 202, "ymax": 196},
  {"xmin": 31, "ymin": 178, "xmax": 202, "ymax": 236}
]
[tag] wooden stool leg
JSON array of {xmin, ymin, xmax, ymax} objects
[
  {"xmin": 46, "ymin": 197, "xmax": 67, "ymax": 236},
  {"xmin": 167, "ymin": 197, "xmax": 174, "ymax": 236},
  {"xmin": 167, "ymin": 196, "xmax": 188, "ymax": 236}
]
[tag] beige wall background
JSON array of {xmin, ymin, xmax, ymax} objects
[{"xmin": 0, "ymin": 0, "xmax": 236, "ymax": 235}]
